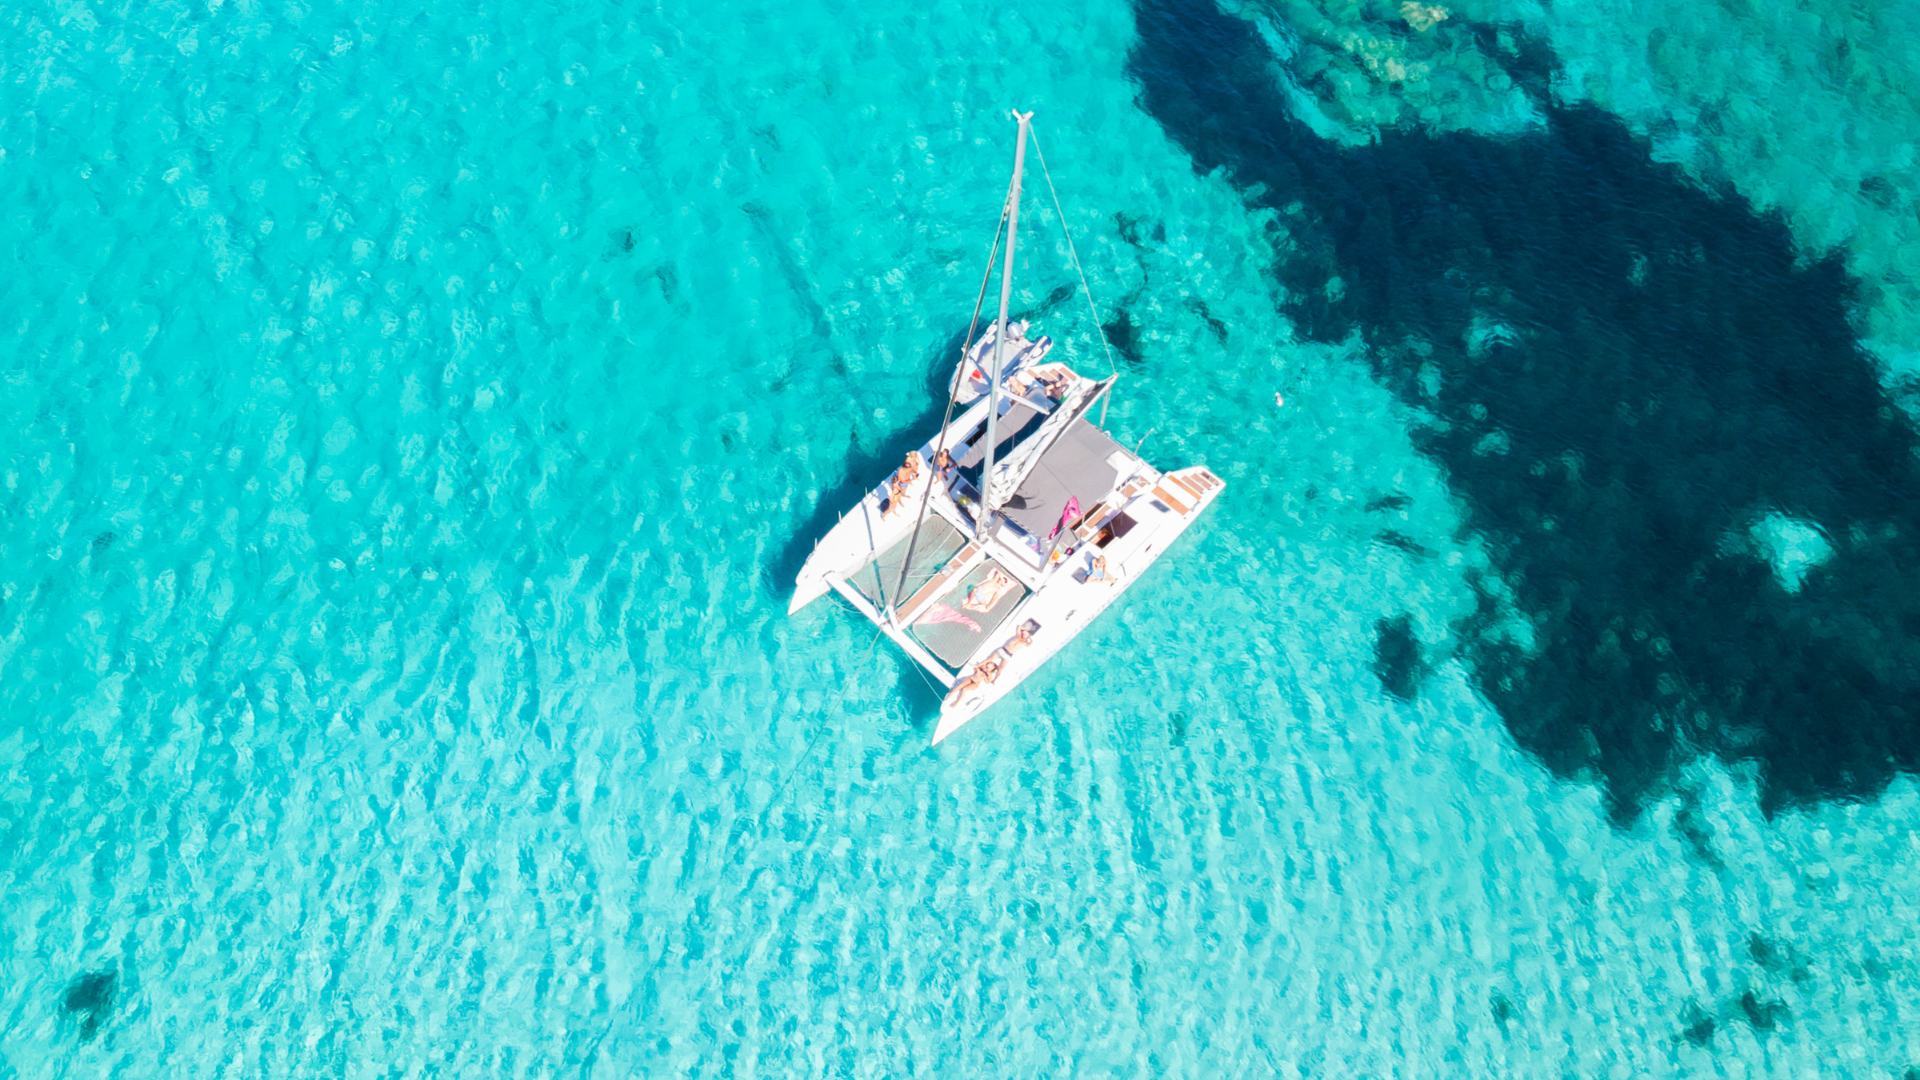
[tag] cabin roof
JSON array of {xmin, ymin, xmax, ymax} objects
[
  {"xmin": 956, "ymin": 401, "xmax": 1044, "ymax": 471},
  {"xmin": 997, "ymin": 416, "xmax": 1128, "ymax": 538}
]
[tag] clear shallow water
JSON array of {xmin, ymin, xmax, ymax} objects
[{"xmin": 3, "ymin": 0, "xmax": 1918, "ymax": 1075}]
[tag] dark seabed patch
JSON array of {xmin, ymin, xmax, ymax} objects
[
  {"xmin": 1677, "ymin": 985, "xmax": 1791, "ymax": 1046},
  {"xmin": 1374, "ymin": 529, "xmax": 1427, "ymax": 557},
  {"xmin": 1737, "ymin": 989, "xmax": 1788, "ymax": 1032},
  {"xmin": 1187, "ymin": 296, "xmax": 1229, "ymax": 341},
  {"xmin": 1130, "ymin": 0, "xmax": 1920, "ymax": 818},
  {"xmin": 1680, "ymin": 1003, "xmax": 1718, "ymax": 1047},
  {"xmin": 1114, "ymin": 211, "xmax": 1167, "ymax": 249},
  {"xmin": 1103, "ymin": 307, "xmax": 1146, "ymax": 368},
  {"xmin": 63, "ymin": 969, "xmax": 116, "ymax": 1041},
  {"xmin": 1372, "ymin": 614, "xmax": 1424, "ymax": 700},
  {"xmin": 1671, "ymin": 780, "xmax": 1725, "ymax": 869},
  {"xmin": 1747, "ymin": 933, "xmax": 1811, "ymax": 983}
]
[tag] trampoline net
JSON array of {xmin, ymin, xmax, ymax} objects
[
  {"xmin": 845, "ymin": 518, "xmax": 966, "ymax": 612},
  {"xmin": 907, "ymin": 559, "xmax": 1029, "ymax": 668}
]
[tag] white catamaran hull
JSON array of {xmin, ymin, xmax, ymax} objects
[
  {"xmin": 931, "ymin": 466, "xmax": 1224, "ymax": 743},
  {"xmin": 789, "ymin": 395, "xmax": 994, "ymax": 621},
  {"xmin": 787, "ymin": 108, "xmax": 1229, "ymax": 746}
]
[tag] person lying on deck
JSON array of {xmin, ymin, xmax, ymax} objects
[
  {"xmin": 944, "ymin": 669, "xmax": 983, "ymax": 706},
  {"xmin": 962, "ymin": 568, "xmax": 1015, "ymax": 612},
  {"xmin": 1011, "ymin": 362, "xmax": 1071, "ymax": 398},
  {"xmin": 883, "ymin": 476, "xmax": 911, "ymax": 518},
  {"xmin": 944, "ymin": 655, "xmax": 1005, "ymax": 706},
  {"xmin": 896, "ymin": 451, "xmax": 923, "ymax": 486},
  {"xmin": 1010, "ymin": 361, "xmax": 1067, "ymax": 399},
  {"xmin": 997, "ymin": 623, "xmax": 1035, "ymax": 660}
]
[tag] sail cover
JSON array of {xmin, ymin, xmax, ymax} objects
[{"xmin": 984, "ymin": 375, "xmax": 1116, "ymax": 513}]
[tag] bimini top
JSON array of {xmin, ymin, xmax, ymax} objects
[
  {"xmin": 957, "ymin": 401, "xmax": 1043, "ymax": 471},
  {"xmin": 994, "ymin": 413, "xmax": 1128, "ymax": 538}
]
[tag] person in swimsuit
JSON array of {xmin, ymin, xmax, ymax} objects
[
  {"xmin": 1001, "ymin": 623, "xmax": 1035, "ymax": 658},
  {"xmin": 944, "ymin": 655, "xmax": 1003, "ymax": 706},
  {"xmin": 963, "ymin": 568, "xmax": 1015, "ymax": 612},
  {"xmin": 945, "ymin": 669, "xmax": 983, "ymax": 705},
  {"xmin": 883, "ymin": 452, "xmax": 926, "ymax": 517},
  {"xmin": 1087, "ymin": 554, "xmax": 1113, "ymax": 584}
]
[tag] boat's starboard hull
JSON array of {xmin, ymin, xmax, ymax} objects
[{"xmin": 930, "ymin": 464, "xmax": 1226, "ymax": 745}]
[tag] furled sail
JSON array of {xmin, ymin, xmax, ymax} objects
[{"xmin": 983, "ymin": 375, "xmax": 1116, "ymax": 512}]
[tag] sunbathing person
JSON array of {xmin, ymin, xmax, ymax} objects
[
  {"xmin": 945, "ymin": 668, "xmax": 985, "ymax": 706},
  {"xmin": 931, "ymin": 447, "xmax": 956, "ymax": 484},
  {"xmin": 999, "ymin": 623, "xmax": 1035, "ymax": 659},
  {"xmin": 883, "ymin": 476, "xmax": 911, "ymax": 517},
  {"xmin": 944, "ymin": 655, "xmax": 1004, "ymax": 706},
  {"xmin": 1012, "ymin": 362, "xmax": 1069, "ymax": 399},
  {"xmin": 895, "ymin": 450, "xmax": 923, "ymax": 487},
  {"xmin": 1087, "ymin": 554, "xmax": 1115, "ymax": 585},
  {"xmin": 962, "ymin": 567, "xmax": 1015, "ymax": 612}
]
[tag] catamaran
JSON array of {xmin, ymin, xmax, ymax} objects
[{"xmin": 788, "ymin": 110, "xmax": 1225, "ymax": 744}]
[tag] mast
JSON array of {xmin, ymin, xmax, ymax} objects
[{"xmin": 978, "ymin": 109, "xmax": 1032, "ymax": 541}]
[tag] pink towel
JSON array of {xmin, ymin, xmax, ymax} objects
[
  {"xmin": 1049, "ymin": 496, "xmax": 1081, "ymax": 541},
  {"xmin": 918, "ymin": 603, "xmax": 982, "ymax": 634}
]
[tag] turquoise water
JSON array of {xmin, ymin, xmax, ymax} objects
[{"xmin": 5, "ymin": 0, "xmax": 1920, "ymax": 1073}]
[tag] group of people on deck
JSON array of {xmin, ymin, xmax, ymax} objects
[
  {"xmin": 882, "ymin": 447, "xmax": 958, "ymax": 518},
  {"xmin": 938, "ymin": 549, "xmax": 1121, "ymax": 708},
  {"xmin": 882, "ymin": 451, "xmax": 923, "ymax": 518},
  {"xmin": 944, "ymin": 620, "xmax": 1037, "ymax": 706},
  {"xmin": 963, "ymin": 320, "xmax": 1057, "ymax": 394},
  {"xmin": 1009, "ymin": 362, "xmax": 1075, "ymax": 401}
]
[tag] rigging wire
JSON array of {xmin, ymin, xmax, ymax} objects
[
  {"xmin": 644, "ymin": 121, "xmax": 1103, "ymax": 1056},
  {"xmin": 885, "ymin": 173, "xmax": 1016, "ymax": 613},
  {"xmin": 1030, "ymin": 124, "xmax": 1120, "ymax": 388}
]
